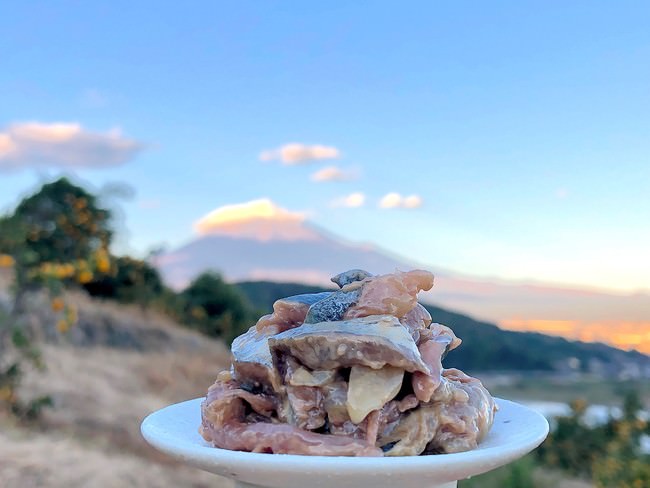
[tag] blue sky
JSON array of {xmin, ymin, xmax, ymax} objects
[{"xmin": 1, "ymin": 1, "xmax": 649, "ymax": 292}]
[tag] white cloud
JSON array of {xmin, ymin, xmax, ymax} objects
[
  {"xmin": 259, "ymin": 143, "xmax": 340, "ymax": 164},
  {"xmin": 379, "ymin": 192, "xmax": 402, "ymax": 209},
  {"xmin": 403, "ymin": 195, "xmax": 423, "ymax": 208},
  {"xmin": 0, "ymin": 121, "xmax": 142, "ymax": 171},
  {"xmin": 331, "ymin": 192, "xmax": 365, "ymax": 208},
  {"xmin": 310, "ymin": 165, "xmax": 357, "ymax": 182},
  {"xmin": 379, "ymin": 192, "xmax": 423, "ymax": 209},
  {"xmin": 193, "ymin": 198, "xmax": 319, "ymax": 242}
]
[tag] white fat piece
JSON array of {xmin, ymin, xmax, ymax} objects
[{"xmin": 346, "ymin": 365, "xmax": 404, "ymax": 424}]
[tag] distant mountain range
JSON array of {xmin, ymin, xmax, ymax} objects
[
  {"xmin": 235, "ymin": 281, "xmax": 650, "ymax": 376},
  {"xmin": 153, "ymin": 206, "xmax": 650, "ymax": 354}
]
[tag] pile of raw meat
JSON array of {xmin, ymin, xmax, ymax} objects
[{"xmin": 200, "ymin": 269, "xmax": 497, "ymax": 456}]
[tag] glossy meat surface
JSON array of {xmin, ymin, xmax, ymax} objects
[
  {"xmin": 269, "ymin": 315, "xmax": 430, "ymax": 373},
  {"xmin": 200, "ymin": 268, "xmax": 496, "ymax": 457},
  {"xmin": 344, "ymin": 270, "xmax": 434, "ymax": 319},
  {"xmin": 200, "ymin": 379, "xmax": 381, "ymax": 456},
  {"xmin": 256, "ymin": 292, "xmax": 332, "ymax": 333}
]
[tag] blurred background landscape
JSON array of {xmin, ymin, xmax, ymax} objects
[{"xmin": 1, "ymin": 2, "xmax": 649, "ymax": 487}]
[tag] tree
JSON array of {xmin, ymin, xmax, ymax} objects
[
  {"xmin": 83, "ymin": 256, "xmax": 164, "ymax": 308},
  {"xmin": 536, "ymin": 392, "xmax": 650, "ymax": 487},
  {"xmin": 179, "ymin": 272, "xmax": 253, "ymax": 343},
  {"xmin": 0, "ymin": 178, "xmax": 113, "ymax": 314},
  {"xmin": 10, "ymin": 177, "xmax": 112, "ymax": 264},
  {"xmin": 0, "ymin": 177, "xmax": 113, "ymax": 419}
]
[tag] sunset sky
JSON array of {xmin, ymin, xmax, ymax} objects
[{"xmin": 1, "ymin": 1, "xmax": 649, "ymax": 294}]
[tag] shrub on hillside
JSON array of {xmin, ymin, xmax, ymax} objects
[
  {"xmin": 83, "ymin": 256, "xmax": 164, "ymax": 308},
  {"xmin": 178, "ymin": 272, "xmax": 253, "ymax": 344},
  {"xmin": 536, "ymin": 391, "xmax": 650, "ymax": 486}
]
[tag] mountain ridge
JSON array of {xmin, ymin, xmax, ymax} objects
[{"xmin": 154, "ymin": 221, "xmax": 650, "ymax": 354}]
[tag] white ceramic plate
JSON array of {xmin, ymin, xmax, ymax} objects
[{"xmin": 141, "ymin": 397, "xmax": 548, "ymax": 488}]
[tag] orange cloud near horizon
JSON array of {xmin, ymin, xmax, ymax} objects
[{"xmin": 501, "ymin": 319, "xmax": 650, "ymax": 354}]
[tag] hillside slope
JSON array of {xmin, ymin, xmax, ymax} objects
[
  {"xmin": 0, "ymin": 282, "xmax": 232, "ymax": 488},
  {"xmin": 235, "ymin": 281, "xmax": 650, "ymax": 376}
]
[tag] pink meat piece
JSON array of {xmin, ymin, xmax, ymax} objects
[
  {"xmin": 201, "ymin": 379, "xmax": 381, "ymax": 456},
  {"xmin": 321, "ymin": 381, "xmax": 349, "ymax": 424},
  {"xmin": 286, "ymin": 385, "xmax": 326, "ymax": 430},
  {"xmin": 400, "ymin": 304, "xmax": 433, "ymax": 342},
  {"xmin": 412, "ymin": 323, "xmax": 462, "ymax": 402},
  {"xmin": 202, "ymin": 421, "xmax": 382, "ymax": 456},
  {"xmin": 362, "ymin": 395, "xmax": 422, "ymax": 448},
  {"xmin": 321, "ymin": 381, "xmax": 368, "ymax": 440},
  {"xmin": 381, "ymin": 368, "xmax": 495, "ymax": 456},
  {"xmin": 419, "ymin": 323, "xmax": 462, "ymax": 351},
  {"xmin": 344, "ymin": 270, "xmax": 434, "ymax": 320},
  {"xmin": 375, "ymin": 398, "xmax": 411, "ymax": 443},
  {"xmin": 255, "ymin": 301, "xmax": 311, "ymax": 334},
  {"xmin": 397, "ymin": 394, "xmax": 420, "ymax": 412},
  {"xmin": 205, "ymin": 380, "xmax": 277, "ymax": 417},
  {"xmin": 426, "ymin": 368, "xmax": 497, "ymax": 453},
  {"xmin": 365, "ymin": 410, "xmax": 381, "ymax": 445}
]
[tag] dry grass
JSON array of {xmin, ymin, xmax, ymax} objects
[
  {"xmin": 0, "ymin": 341, "xmax": 235, "ymax": 487},
  {"xmin": 18, "ymin": 344, "xmax": 228, "ymax": 455},
  {"xmin": 0, "ymin": 279, "xmax": 235, "ymax": 487},
  {"xmin": 0, "ymin": 424, "xmax": 227, "ymax": 488}
]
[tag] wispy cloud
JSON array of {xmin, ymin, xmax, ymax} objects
[
  {"xmin": 310, "ymin": 165, "xmax": 358, "ymax": 182},
  {"xmin": 0, "ymin": 121, "xmax": 142, "ymax": 171},
  {"xmin": 259, "ymin": 143, "xmax": 340, "ymax": 165},
  {"xmin": 331, "ymin": 192, "xmax": 365, "ymax": 208},
  {"xmin": 379, "ymin": 192, "xmax": 423, "ymax": 209}
]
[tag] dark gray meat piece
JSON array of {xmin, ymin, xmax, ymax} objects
[
  {"xmin": 303, "ymin": 288, "xmax": 360, "ymax": 324},
  {"xmin": 231, "ymin": 326, "xmax": 281, "ymax": 392},
  {"xmin": 330, "ymin": 269, "xmax": 373, "ymax": 288},
  {"xmin": 269, "ymin": 315, "xmax": 430, "ymax": 374}
]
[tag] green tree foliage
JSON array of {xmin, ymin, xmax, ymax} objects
[
  {"xmin": 83, "ymin": 256, "xmax": 164, "ymax": 308},
  {"xmin": 536, "ymin": 399, "xmax": 608, "ymax": 476},
  {"xmin": 536, "ymin": 391, "xmax": 650, "ymax": 486},
  {"xmin": 180, "ymin": 272, "xmax": 253, "ymax": 343},
  {"xmin": 236, "ymin": 280, "xmax": 332, "ymax": 314},
  {"xmin": 8, "ymin": 177, "xmax": 112, "ymax": 264}
]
